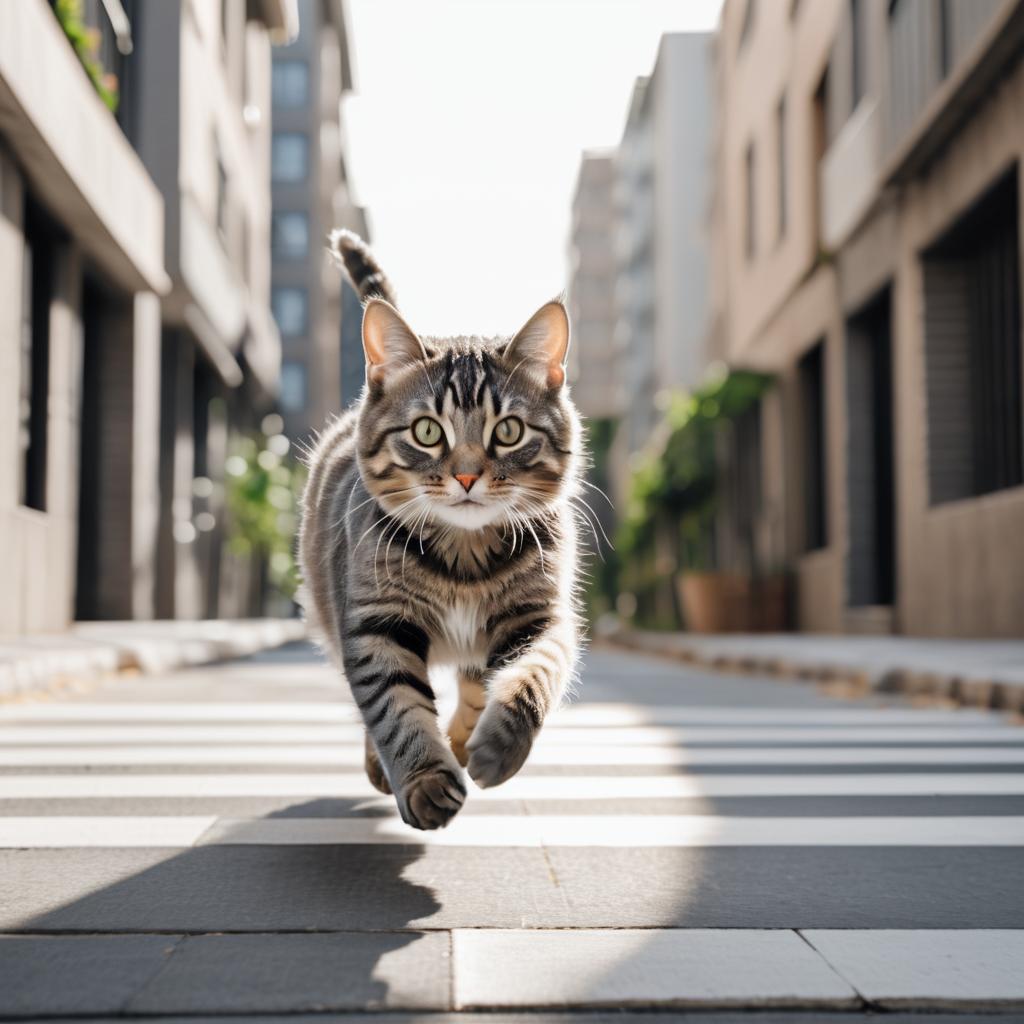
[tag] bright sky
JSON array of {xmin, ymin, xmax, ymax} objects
[{"xmin": 344, "ymin": 0, "xmax": 723, "ymax": 337}]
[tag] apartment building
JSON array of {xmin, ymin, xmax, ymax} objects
[
  {"xmin": 612, "ymin": 37, "xmax": 714, "ymax": 479},
  {"xmin": 0, "ymin": 0, "xmax": 169, "ymax": 634},
  {"xmin": 0, "ymin": 0, "xmax": 296, "ymax": 635},
  {"xmin": 269, "ymin": 0, "xmax": 367, "ymax": 443},
  {"xmin": 713, "ymin": 0, "xmax": 1024, "ymax": 637},
  {"xmin": 127, "ymin": 0, "xmax": 296, "ymax": 618},
  {"xmin": 568, "ymin": 152, "xmax": 621, "ymax": 421}
]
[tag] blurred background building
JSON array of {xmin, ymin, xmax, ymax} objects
[
  {"xmin": 0, "ymin": 0, "xmax": 358, "ymax": 637},
  {"xmin": 585, "ymin": 0, "xmax": 1024, "ymax": 639},
  {"xmin": 570, "ymin": 34, "xmax": 714, "ymax": 514},
  {"xmin": 269, "ymin": 0, "xmax": 368, "ymax": 444}
]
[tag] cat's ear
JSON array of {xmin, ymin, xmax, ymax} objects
[
  {"xmin": 504, "ymin": 300, "xmax": 570, "ymax": 389},
  {"xmin": 362, "ymin": 299, "xmax": 427, "ymax": 386}
]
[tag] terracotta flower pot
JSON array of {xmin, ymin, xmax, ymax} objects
[
  {"xmin": 677, "ymin": 572, "xmax": 790, "ymax": 633},
  {"xmin": 677, "ymin": 572, "xmax": 752, "ymax": 633}
]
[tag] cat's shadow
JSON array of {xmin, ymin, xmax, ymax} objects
[{"xmin": 17, "ymin": 798, "xmax": 441, "ymax": 1014}]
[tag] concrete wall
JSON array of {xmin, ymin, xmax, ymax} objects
[{"xmin": 0, "ymin": 158, "xmax": 81, "ymax": 635}]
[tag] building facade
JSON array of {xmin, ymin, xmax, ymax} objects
[
  {"xmin": 124, "ymin": 0, "xmax": 295, "ymax": 620},
  {"xmin": 568, "ymin": 152, "xmax": 621, "ymax": 422},
  {"xmin": 0, "ymin": 0, "xmax": 168, "ymax": 634},
  {"xmin": 712, "ymin": 0, "xmax": 1024, "ymax": 637},
  {"xmin": 611, "ymin": 37, "xmax": 714, "ymax": 486},
  {"xmin": 0, "ymin": 0, "xmax": 296, "ymax": 635},
  {"xmin": 269, "ymin": 0, "xmax": 366, "ymax": 444}
]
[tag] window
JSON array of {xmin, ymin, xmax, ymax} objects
[
  {"xmin": 923, "ymin": 167, "xmax": 1022, "ymax": 503},
  {"xmin": 744, "ymin": 142, "xmax": 756, "ymax": 261},
  {"xmin": 272, "ymin": 212, "xmax": 309, "ymax": 261},
  {"xmin": 272, "ymin": 287, "xmax": 308, "ymax": 335},
  {"xmin": 19, "ymin": 201, "xmax": 56, "ymax": 512},
  {"xmin": 272, "ymin": 60, "xmax": 309, "ymax": 109},
  {"xmin": 776, "ymin": 94, "xmax": 787, "ymax": 242},
  {"xmin": 272, "ymin": 132, "xmax": 309, "ymax": 183},
  {"xmin": 850, "ymin": 0, "xmax": 864, "ymax": 107},
  {"xmin": 280, "ymin": 361, "xmax": 308, "ymax": 412},
  {"xmin": 799, "ymin": 341, "xmax": 828, "ymax": 551}
]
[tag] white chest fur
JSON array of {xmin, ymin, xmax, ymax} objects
[{"xmin": 439, "ymin": 598, "xmax": 485, "ymax": 658}]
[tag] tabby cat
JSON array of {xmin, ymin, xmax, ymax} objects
[{"xmin": 299, "ymin": 229, "xmax": 583, "ymax": 830}]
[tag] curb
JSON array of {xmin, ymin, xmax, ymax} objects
[
  {"xmin": 608, "ymin": 630, "xmax": 1024, "ymax": 715},
  {"xmin": 0, "ymin": 619, "xmax": 308, "ymax": 701}
]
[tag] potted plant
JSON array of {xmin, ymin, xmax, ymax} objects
[{"xmin": 619, "ymin": 369, "xmax": 779, "ymax": 633}]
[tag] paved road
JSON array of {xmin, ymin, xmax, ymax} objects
[{"xmin": 2, "ymin": 643, "xmax": 1024, "ymax": 1019}]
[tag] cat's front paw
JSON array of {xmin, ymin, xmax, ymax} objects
[
  {"xmin": 395, "ymin": 764, "xmax": 467, "ymax": 830},
  {"xmin": 466, "ymin": 699, "xmax": 537, "ymax": 788}
]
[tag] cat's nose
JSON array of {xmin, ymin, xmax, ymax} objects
[{"xmin": 454, "ymin": 473, "xmax": 480, "ymax": 493}]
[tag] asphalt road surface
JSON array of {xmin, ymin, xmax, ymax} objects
[{"xmin": 2, "ymin": 642, "xmax": 1024, "ymax": 1020}]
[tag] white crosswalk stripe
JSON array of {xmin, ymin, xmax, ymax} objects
[
  {"xmin": 4, "ymin": 742, "xmax": 1024, "ymax": 766},
  {"xmin": 5, "ymin": 770, "xmax": 1024, "ymax": 800}
]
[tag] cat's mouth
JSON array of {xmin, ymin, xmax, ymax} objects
[{"xmin": 430, "ymin": 494, "xmax": 504, "ymax": 530}]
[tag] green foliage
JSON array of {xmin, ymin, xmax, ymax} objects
[
  {"xmin": 580, "ymin": 416, "xmax": 620, "ymax": 620},
  {"xmin": 618, "ymin": 369, "xmax": 772, "ymax": 571},
  {"xmin": 54, "ymin": 0, "xmax": 120, "ymax": 112},
  {"xmin": 225, "ymin": 434, "xmax": 305, "ymax": 598}
]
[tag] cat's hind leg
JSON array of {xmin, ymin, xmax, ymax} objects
[
  {"xmin": 364, "ymin": 733, "xmax": 391, "ymax": 794},
  {"xmin": 447, "ymin": 668, "xmax": 486, "ymax": 767}
]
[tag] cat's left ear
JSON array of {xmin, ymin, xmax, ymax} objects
[
  {"xmin": 362, "ymin": 299, "xmax": 427, "ymax": 386},
  {"xmin": 504, "ymin": 300, "xmax": 570, "ymax": 389}
]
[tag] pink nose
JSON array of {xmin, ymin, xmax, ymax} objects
[{"xmin": 455, "ymin": 473, "xmax": 479, "ymax": 493}]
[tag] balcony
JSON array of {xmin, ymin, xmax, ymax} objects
[
  {"xmin": 0, "ymin": 0, "xmax": 167, "ymax": 294},
  {"xmin": 819, "ymin": 96, "xmax": 881, "ymax": 251}
]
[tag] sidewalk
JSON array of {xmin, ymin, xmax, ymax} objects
[
  {"xmin": 610, "ymin": 630, "xmax": 1024, "ymax": 713},
  {"xmin": 0, "ymin": 619, "xmax": 307, "ymax": 700}
]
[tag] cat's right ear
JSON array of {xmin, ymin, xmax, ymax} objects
[{"xmin": 362, "ymin": 299, "xmax": 427, "ymax": 386}]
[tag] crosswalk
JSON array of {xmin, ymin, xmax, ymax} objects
[{"xmin": 1, "ymin": 645, "xmax": 1023, "ymax": 1014}]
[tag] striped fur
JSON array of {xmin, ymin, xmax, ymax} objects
[
  {"xmin": 329, "ymin": 229, "xmax": 398, "ymax": 305},
  {"xmin": 299, "ymin": 235, "xmax": 583, "ymax": 830}
]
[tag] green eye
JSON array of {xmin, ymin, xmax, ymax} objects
[
  {"xmin": 412, "ymin": 417, "xmax": 443, "ymax": 447},
  {"xmin": 494, "ymin": 417, "xmax": 524, "ymax": 446}
]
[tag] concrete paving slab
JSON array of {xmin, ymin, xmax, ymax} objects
[
  {"xmin": 803, "ymin": 929, "xmax": 1024, "ymax": 1008},
  {"xmin": 0, "ymin": 846, "xmax": 567, "ymax": 931},
  {"xmin": 542, "ymin": 846, "xmax": 1024, "ymax": 929},
  {"xmin": 126, "ymin": 932, "xmax": 450, "ymax": 1014},
  {"xmin": 0, "ymin": 934, "xmax": 180, "ymax": 1016},
  {"xmin": 451, "ymin": 929, "xmax": 857, "ymax": 1008}
]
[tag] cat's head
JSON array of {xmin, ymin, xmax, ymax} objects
[{"xmin": 355, "ymin": 299, "xmax": 581, "ymax": 532}]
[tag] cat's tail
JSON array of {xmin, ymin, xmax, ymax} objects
[{"xmin": 329, "ymin": 228, "xmax": 398, "ymax": 307}]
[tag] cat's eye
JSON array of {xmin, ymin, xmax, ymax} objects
[
  {"xmin": 412, "ymin": 417, "xmax": 444, "ymax": 447},
  {"xmin": 494, "ymin": 417, "xmax": 524, "ymax": 446}
]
